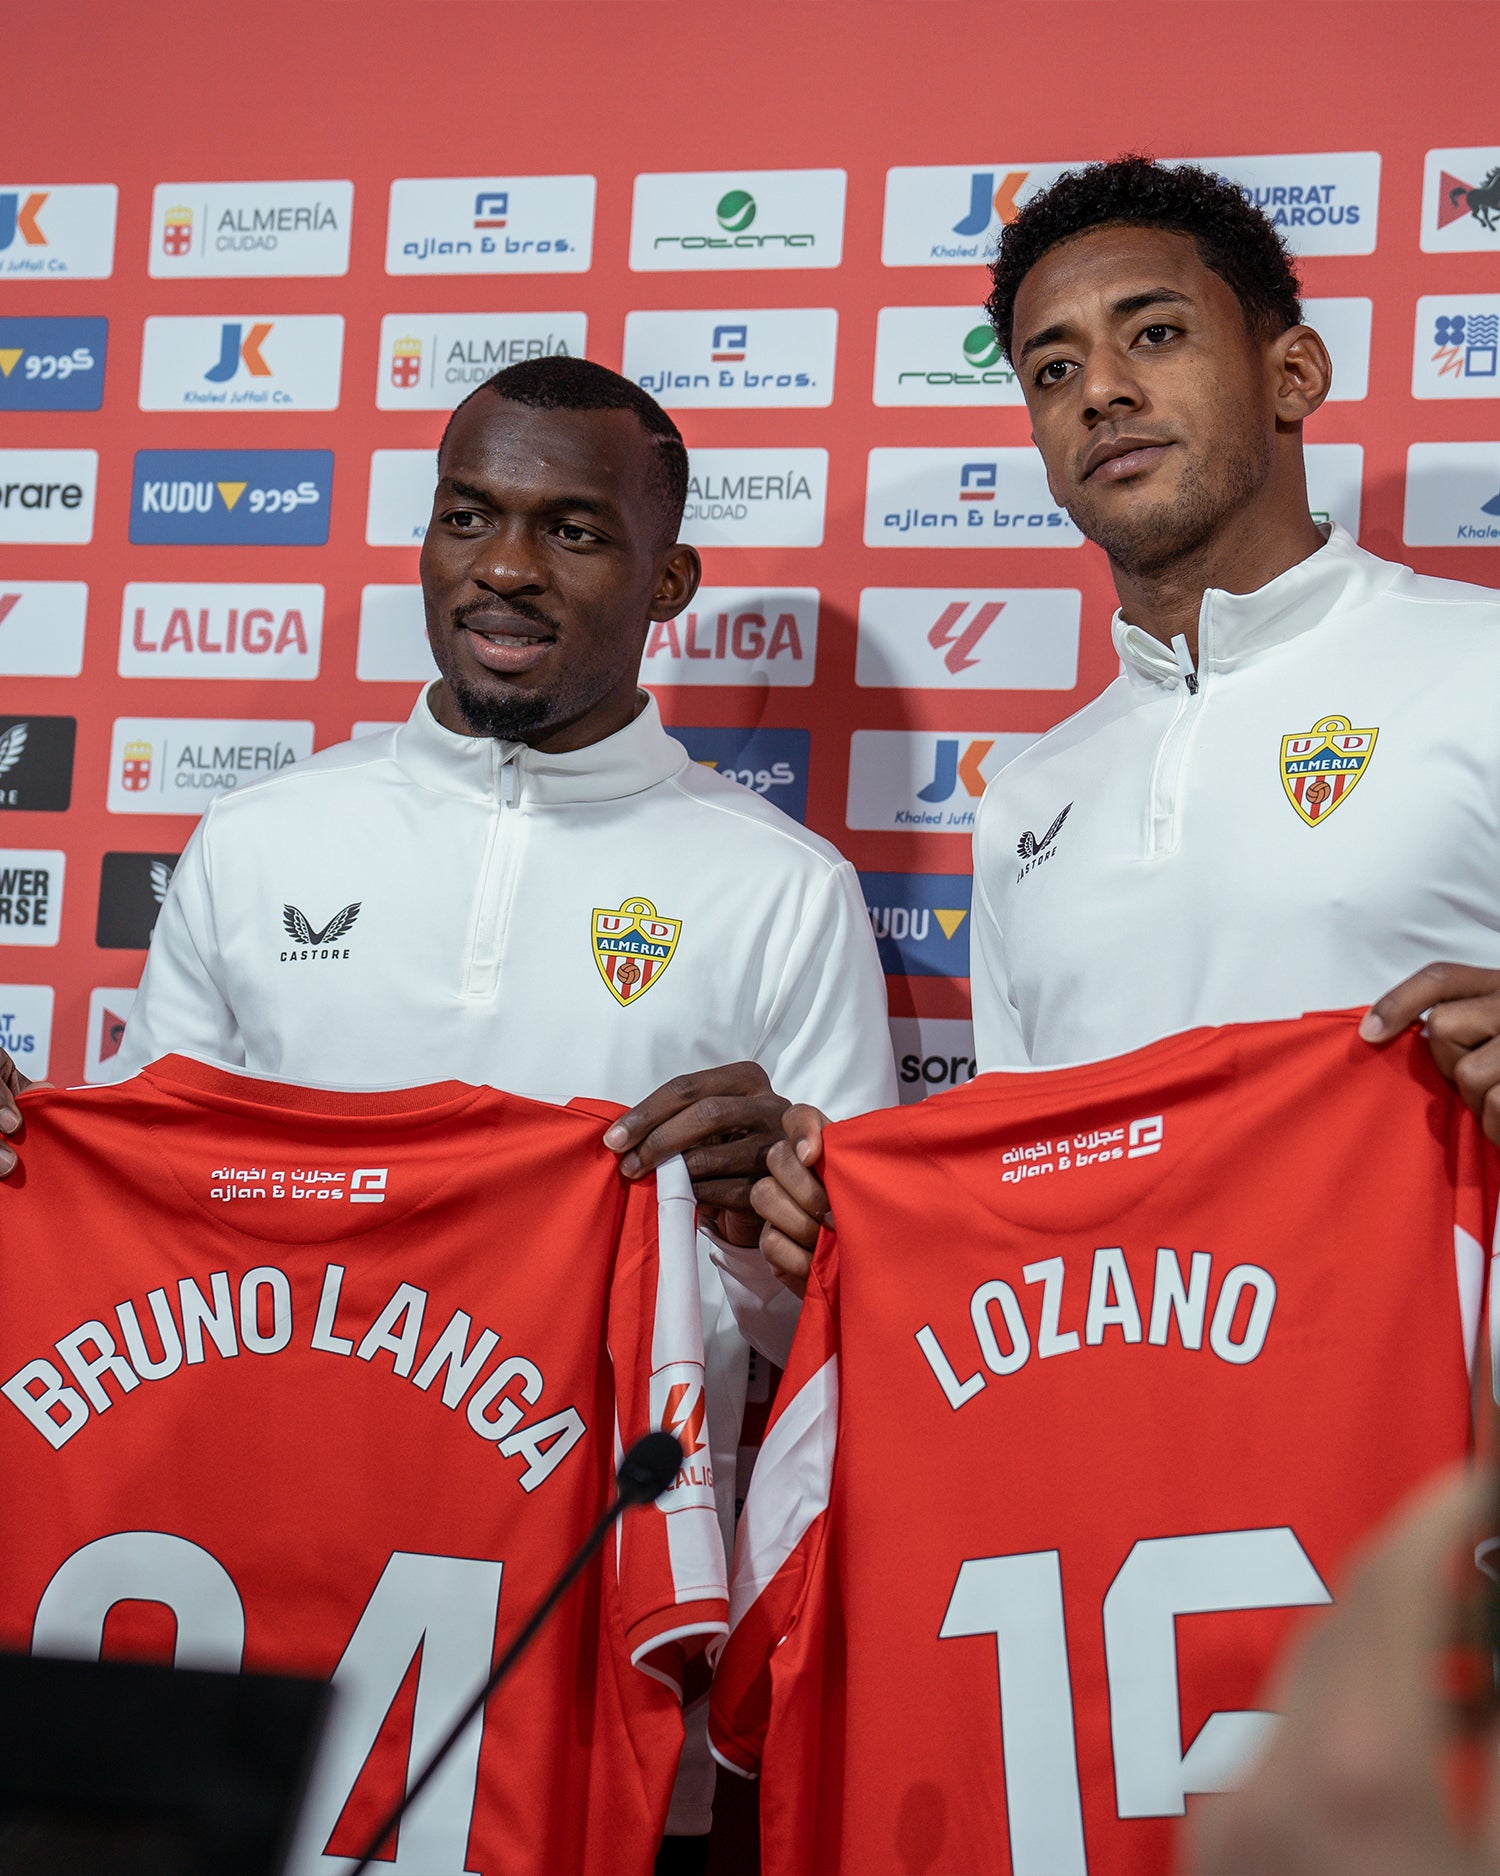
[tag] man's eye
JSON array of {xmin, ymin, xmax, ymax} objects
[
  {"xmin": 1139, "ymin": 324, "xmax": 1176, "ymax": 345},
  {"xmin": 1035, "ymin": 358, "xmax": 1073, "ymax": 387},
  {"xmin": 555, "ymin": 522, "xmax": 596, "ymax": 543},
  {"xmin": 447, "ymin": 508, "xmax": 483, "ymax": 529}
]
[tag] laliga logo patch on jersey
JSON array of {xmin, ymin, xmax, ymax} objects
[
  {"xmin": 1279, "ymin": 715, "xmax": 1378, "ymax": 826},
  {"xmin": 591, "ymin": 897, "xmax": 680, "ymax": 1006}
]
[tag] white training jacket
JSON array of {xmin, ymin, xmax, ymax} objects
[
  {"xmin": 115, "ymin": 685, "xmax": 896, "ymax": 1833},
  {"xmin": 973, "ymin": 524, "xmax": 1500, "ymax": 1068}
]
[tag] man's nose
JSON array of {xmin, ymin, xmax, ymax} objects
[
  {"xmin": 1076, "ymin": 345, "xmax": 1147, "ymax": 424},
  {"xmin": 470, "ymin": 519, "xmax": 546, "ymax": 591}
]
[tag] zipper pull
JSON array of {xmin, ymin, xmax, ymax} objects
[
  {"xmin": 1170, "ymin": 633, "xmax": 1199, "ymax": 696},
  {"xmin": 498, "ymin": 756, "xmax": 518, "ymax": 807}
]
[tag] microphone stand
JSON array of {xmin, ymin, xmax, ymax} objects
[{"xmin": 345, "ymin": 1431, "xmax": 684, "ymax": 1876}]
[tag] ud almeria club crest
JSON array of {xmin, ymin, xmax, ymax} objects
[
  {"xmin": 592, "ymin": 897, "xmax": 680, "ymax": 1006},
  {"xmin": 1279, "ymin": 715, "xmax": 1378, "ymax": 826}
]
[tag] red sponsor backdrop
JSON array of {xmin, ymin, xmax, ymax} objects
[{"xmin": 3, "ymin": 0, "xmax": 1499, "ymax": 1084}]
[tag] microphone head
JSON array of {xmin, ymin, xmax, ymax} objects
[{"xmin": 617, "ymin": 1431, "xmax": 684, "ymax": 1506}]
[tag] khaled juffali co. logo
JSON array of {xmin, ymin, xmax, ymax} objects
[{"xmin": 592, "ymin": 897, "xmax": 681, "ymax": 1005}]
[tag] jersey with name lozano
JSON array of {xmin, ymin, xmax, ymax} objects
[{"xmin": 709, "ymin": 1008, "xmax": 1499, "ymax": 1876}]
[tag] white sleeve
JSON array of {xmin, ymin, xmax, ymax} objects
[
  {"xmin": 970, "ymin": 794, "xmax": 1029, "ymax": 1071},
  {"xmin": 711, "ymin": 860, "xmax": 897, "ymax": 1367},
  {"xmin": 112, "ymin": 812, "xmax": 244, "ymax": 1079}
]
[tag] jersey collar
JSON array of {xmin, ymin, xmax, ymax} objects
[
  {"xmin": 1111, "ymin": 523, "xmax": 1396, "ymax": 688},
  {"xmin": 393, "ymin": 684, "xmax": 688, "ymax": 804}
]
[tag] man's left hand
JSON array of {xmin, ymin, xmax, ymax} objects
[
  {"xmin": 603, "ymin": 1063, "xmax": 791, "ymax": 1245},
  {"xmin": 1361, "ymin": 964, "xmax": 1500, "ymax": 1145}
]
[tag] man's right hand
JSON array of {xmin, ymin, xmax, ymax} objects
[
  {"xmin": 0, "ymin": 1048, "xmax": 40, "ymax": 1177},
  {"xmin": 750, "ymin": 1105, "xmax": 833, "ymax": 1298}
]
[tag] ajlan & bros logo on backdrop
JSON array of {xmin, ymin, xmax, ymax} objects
[
  {"xmin": 385, "ymin": 178, "xmax": 595, "ymax": 274},
  {"xmin": 149, "ymin": 182, "xmax": 353, "ymax": 277},
  {"xmin": 376, "ymin": 313, "xmax": 586, "ymax": 408},
  {"xmin": 630, "ymin": 170, "xmax": 845, "ymax": 271},
  {"xmin": 622, "ymin": 310, "xmax": 836, "ymax": 408},
  {"xmin": 107, "ymin": 719, "xmax": 314, "ymax": 815}
]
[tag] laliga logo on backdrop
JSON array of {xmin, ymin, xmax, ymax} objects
[
  {"xmin": 0, "ymin": 193, "xmax": 47, "ymax": 252},
  {"xmin": 205, "ymin": 322, "xmax": 272, "ymax": 384},
  {"xmin": 390, "ymin": 335, "xmax": 422, "ymax": 388},
  {"xmin": 929, "ymin": 598, "xmax": 1004, "ymax": 673},
  {"xmin": 952, "ymin": 171, "xmax": 1027, "ymax": 236}
]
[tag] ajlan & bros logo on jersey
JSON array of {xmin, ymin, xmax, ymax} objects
[
  {"xmin": 0, "ymin": 450, "xmax": 97, "ymax": 545},
  {"xmin": 622, "ymin": 310, "xmax": 837, "ymax": 408},
  {"xmin": 680, "ymin": 449, "xmax": 827, "ymax": 548},
  {"xmin": 107, "ymin": 718, "xmax": 314, "ymax": 815},
  {"xmin": 149, "ymin": 182, "xmax": 353, "ymax": 277},
  {"xmin": 0, "ymin": 184, "xmax": 117, "ymax": 278},
  {"xmin": 630, "ymin": 170, "xmax": 845, "ymax": 271},
  {"xmin": 864, "ymin": 449, "xmax": 1082, "ymax": 548},
  {"xmin": 130, "ymin": 451, "xmax": 332, "ymax": 546},
  {"xmin": 376, "ymin": 312, "xmax": 586, "ymax": 409},
  {"xmin": 641, "ymin": 587, "xmax": 817, "ymax": 687},
  {"xmin": 119, "ymin": 584, "xmax": 324, "ymax": 680},
  {"xmin": 386, "ymin": 177, "xmax": 595, "ymax": 274},
  {"xmin": 138, "ymin": 316, "xmax": 344, "ymax": 411}
]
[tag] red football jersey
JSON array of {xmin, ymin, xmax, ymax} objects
[
  {"xmin": 0, "ymin": 1055, "xmax": 726, "ymax": 1876},
  {"xmin": 710, "ymin": 1011, "xmax": 1499, "ymax": 1876}
]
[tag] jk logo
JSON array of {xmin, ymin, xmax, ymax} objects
[
  {"xmin": 205, "ymin": 323, "xmax": 273, "ymax": 384},
  {"xmin": 0, "ymin": 192, "xmax": 47, "ymax": 252},
  {"xmin": 919, "ymin": 737, "xmax": 993, "ymax": 804},
  {"xmin": 952, "ymin": 171, "xmax": 1027, "ymax": 237}
]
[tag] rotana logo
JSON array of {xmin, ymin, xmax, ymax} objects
[
  {"xmin": 963, "ymin": 326, "xmax": 1003, "ymax": 368},
  {"xmin": 716, "ymin": 190, "xmax": 756, "ymax": 233}
]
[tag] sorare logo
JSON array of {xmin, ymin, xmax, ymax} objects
[
  {"xmin": 674, "ymin": 727, "xmax": 810, "ymax": 822},
  {"xmin": 0, "ymin": 450, "xmax": 98, "ymax": 544},
  {"xmin": 0, "ymin": 317, "xmax": 107, "ymax": 410},
  {"xmin": 385, "ymin": 176, "xmax": 595, "ymax": 274},
  {"xmin": 859, "ymin": 872, "xmax": 972, "ymax": 977},
  {"xmin": 630, "ymin": 169, "xmax": 846, "ymax": 271},
  {"xmin": 138, "ymin": 316, "xmax": 344, "ymax": 411},
  {"xmin": 0, "ymin": 184, "xmax": 117, "ymax": 279},
  {"xmin": 889, "ymin": 1016, "xmax": 979, "ymax": 1104},
  {"xmin": 1413, "ymin": 297, "xmax": 1500, "ymax": 399},
  {"xmin": 129, "ymin": 450, "xmax": 333, "ymax": 545},
  {"xmin": 622, "ymin": 309, "xmax": 837, "ymax": 408}
]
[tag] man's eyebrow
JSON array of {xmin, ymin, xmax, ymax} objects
[
  {"xmin": 1017, "ymin": 288, "xmax": 1197, "ymax": 362},
  {"xmin": 436, "ymin": 478, "xmax": 617, "ymax": 520}
]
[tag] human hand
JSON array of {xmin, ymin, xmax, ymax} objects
[
  {"xmin": 0, "ymin": 1048, "xmax": 47, "ymax": 1178},
  {"xmin": 1190, "ymin": 1467, "xmax": 1500, "ymax": 1875},
  {"xmin": 749, "ymin": 1105, "xmax": 832, "ymax": 1298},
  {"xmin": 1361, "ymin": 965, "xmax": 1500, "ymax": 1145},
  {"xmin": 603, "ymin": 1062, "xmax": 790, "ymax": 1243}
]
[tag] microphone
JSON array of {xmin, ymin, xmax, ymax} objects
[{"xmin": 346, "ymin": 1430, "xmax": 685, "ymax": 1876}]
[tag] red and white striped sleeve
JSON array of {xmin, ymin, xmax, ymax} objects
[
  {"xmin": 708, "ymin": 1253, "xmax": 840, "ymax": 1777},
  {"xmin": 610, "ymin": 1155, "xmax": 728, "ymax": 1690}
]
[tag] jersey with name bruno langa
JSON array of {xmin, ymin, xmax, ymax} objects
[
  {"xmin": 0, "ymin": 1055, "xmax": 726, "ymax": 1876},
  {"xmin": 710, "ymin": 1009, "xmax": 1499, "ymax": 1876}
]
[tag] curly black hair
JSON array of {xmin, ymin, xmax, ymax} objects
[
  {"xmin": 985, "ymin": 156, "xmax": 1303, "ymax": 365},
  {"xmin": 441, "ymin": 354, "xmax": 689, "ymax": 545}
]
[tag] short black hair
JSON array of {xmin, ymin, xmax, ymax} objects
[
  {"xmin": 441, "ymin": 354, "xmax": 689, "ymax": 545},
  {"xmin": 986, "ymin": 155, "xmax": 1303, "ymax": 365}
]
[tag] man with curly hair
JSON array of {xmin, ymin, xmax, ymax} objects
[{"xmin": 755, "ymin": 156, "xmax": 1500, "ymax": 1284}]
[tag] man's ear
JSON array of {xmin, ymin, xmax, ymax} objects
[
  {"xmin": 651, "ymin": 543, "xmax": 701, "ymax": 621},
  {"xmin": 1271, "ymin": 325, "xmax": 1333, "ymax": 425}
]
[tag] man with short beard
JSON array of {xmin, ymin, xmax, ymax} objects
[{"xmin": 755, "ymin": 156, "xmax": 1500, "ymax": 1285}]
